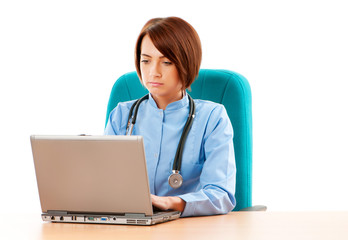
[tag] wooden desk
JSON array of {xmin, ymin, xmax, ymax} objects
[{"xmin": 1, "ymin": 211, "xmax": 348, "ymax": 240}]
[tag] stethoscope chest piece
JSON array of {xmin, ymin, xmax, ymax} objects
[{"xmin": 168, "ymin": 171, "xmax": 183, "ymax": 189}]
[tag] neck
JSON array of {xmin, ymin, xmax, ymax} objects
[{"xmin": 152, "ymin": 91, "xmax": 184, "ymax": 110}]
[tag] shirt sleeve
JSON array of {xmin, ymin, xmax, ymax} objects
[
  {"xmin": 178, "ymin": 105, "xmax": 236, "ymax": 217},
  {"xmin": 104, "ymin": 103, "xmax": 127, "ymax": 135}
]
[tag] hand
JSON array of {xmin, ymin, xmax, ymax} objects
[{"xmin": 151, "ymin": 194, "xmax": 186, "ymax": 212}]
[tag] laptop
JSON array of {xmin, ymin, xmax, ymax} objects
[{"xmin": 30, "ymin": 135, "xmax": 181, "ymax": 225}]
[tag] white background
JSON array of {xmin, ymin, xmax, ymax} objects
[{"xmin": 1, "ymin": 0, "xmax": 347, "ymax": 214}]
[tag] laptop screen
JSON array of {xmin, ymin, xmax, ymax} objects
[{"xmin": 31, "ymin": 135, "xmax": 154, "ymax": 216}]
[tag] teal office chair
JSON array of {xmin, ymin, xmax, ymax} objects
[{"xmin": 105, "ymin": 69, "xmax": 266, "ymax": 211}]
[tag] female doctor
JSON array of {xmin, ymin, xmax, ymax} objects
[{"xmin": 105, "ymin": 17, "xmax": 236, "ymax": 217}]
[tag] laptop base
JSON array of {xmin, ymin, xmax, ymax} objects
[{"xmin": 42, "ymin": 211, "xmax": 181, "ymax": 226}]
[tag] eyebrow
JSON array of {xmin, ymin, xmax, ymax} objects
[{"xmin": 141, "ymin": 53, "xmax": 166, "ymax": 58}]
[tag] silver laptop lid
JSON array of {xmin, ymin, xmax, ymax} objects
[{"xmin": 31, "ymin": 135, "xmax": 153, "ymax": 216}]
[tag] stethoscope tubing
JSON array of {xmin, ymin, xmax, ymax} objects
[
  {"xmin": 173, "ymin": 95, "xmax": 195, "ymax": 172},
  {"xmin": 125, "ymin": 93, "xmax": 195, "ymax": 188}
]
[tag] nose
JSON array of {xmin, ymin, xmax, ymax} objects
[{"xmin": 149, "ymin": 62, "xmax": 161, "ymax": 78}]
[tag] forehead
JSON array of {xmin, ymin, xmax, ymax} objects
[{"xmin": 141, "ymin": 35, "xmax": 164, "ymax": 57}]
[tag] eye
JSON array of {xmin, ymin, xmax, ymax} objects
[
  {"xmin": 141, "ymin": 59, "xmax": 149, "ymax": 64},
  {"xmin": 163, "ymin": 61, "xmax": 172, "ymax": 65}
]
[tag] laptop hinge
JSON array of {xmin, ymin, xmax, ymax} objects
[
  {"xmin": 46, "ymin": 210, "xmax": 68, "ymax": 215},
  {"xmin": 125, "ymin": 213, "xmax": 146, "ymax": 218}
]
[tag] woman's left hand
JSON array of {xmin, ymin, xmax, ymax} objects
[{"xmin": 151, "ymin": 194, "xmax": 186, "ymax": 212}]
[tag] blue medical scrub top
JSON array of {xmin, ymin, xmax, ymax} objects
[{"xmin": 105, "ymin": 93, "xmax": 236, "ymax": 217}]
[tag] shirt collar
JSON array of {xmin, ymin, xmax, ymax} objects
[{"xmin": 148, "ymin": 92, "xmax": 189, "ymax": 111}]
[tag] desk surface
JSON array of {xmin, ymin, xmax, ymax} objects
[{"xmin": 1, "ymin": 211, "xmax": 348, "ymax": 240}]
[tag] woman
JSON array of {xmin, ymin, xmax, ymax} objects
[{"xmin": 105, "ymin": 17, "xmax": 236, "ymax": 217}]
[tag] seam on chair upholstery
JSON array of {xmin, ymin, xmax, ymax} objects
[
  {"xmin": 237, "ymin": 73, "xmax": 252, "ymax": 207},
  {"xmin": 220, "ymin": 78, "xmax": 230, "ymax": 104},
  {"xmin": 200, "ymin": 70, "xmax": 207, "ymax": 99},
  {"xmin": 234, "ymin": 73, "xmax": 252, "ymax": 207},
  {"xmin": 124, "ymin": 73, "xmax": 132, "ymax": 100},
  {"xmin": 220, "ymin": 70, "xmax": 252, "ymax": 207}
]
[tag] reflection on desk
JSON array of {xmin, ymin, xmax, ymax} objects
[{"xmin": 1, "ymin": 211, "xmax": 348, "ymax": 240}]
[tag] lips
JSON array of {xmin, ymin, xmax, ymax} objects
[{"xmin": 148, "ymin": 82, "xmax": 163, "ymax": 87}]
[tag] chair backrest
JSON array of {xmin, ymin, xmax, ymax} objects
[{"xmin": 105, "ymin": 69, "xmax": 253, "ymax": 211}]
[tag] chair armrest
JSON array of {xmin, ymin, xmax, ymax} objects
[{"xmin": 239, "ymin": 205, "xmax": 267, "ymax": 211}]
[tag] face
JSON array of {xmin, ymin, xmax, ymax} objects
[{"xmin": 140, "ymin": 35, "xmax": 183, "ymax": 107}]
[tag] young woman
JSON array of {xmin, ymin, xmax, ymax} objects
[{"xmin": 105, "ymin": 17, "xmax": 236, "ymax": 217}]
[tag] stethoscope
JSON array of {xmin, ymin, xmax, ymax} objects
[{"xmin": 126, "ymin": 93, "xmax": 196, "ymax": 189}]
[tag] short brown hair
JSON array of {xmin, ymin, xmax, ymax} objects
[{"xmin": 135, "ymin": 17, "xmax": 202, "ymax": 89}]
